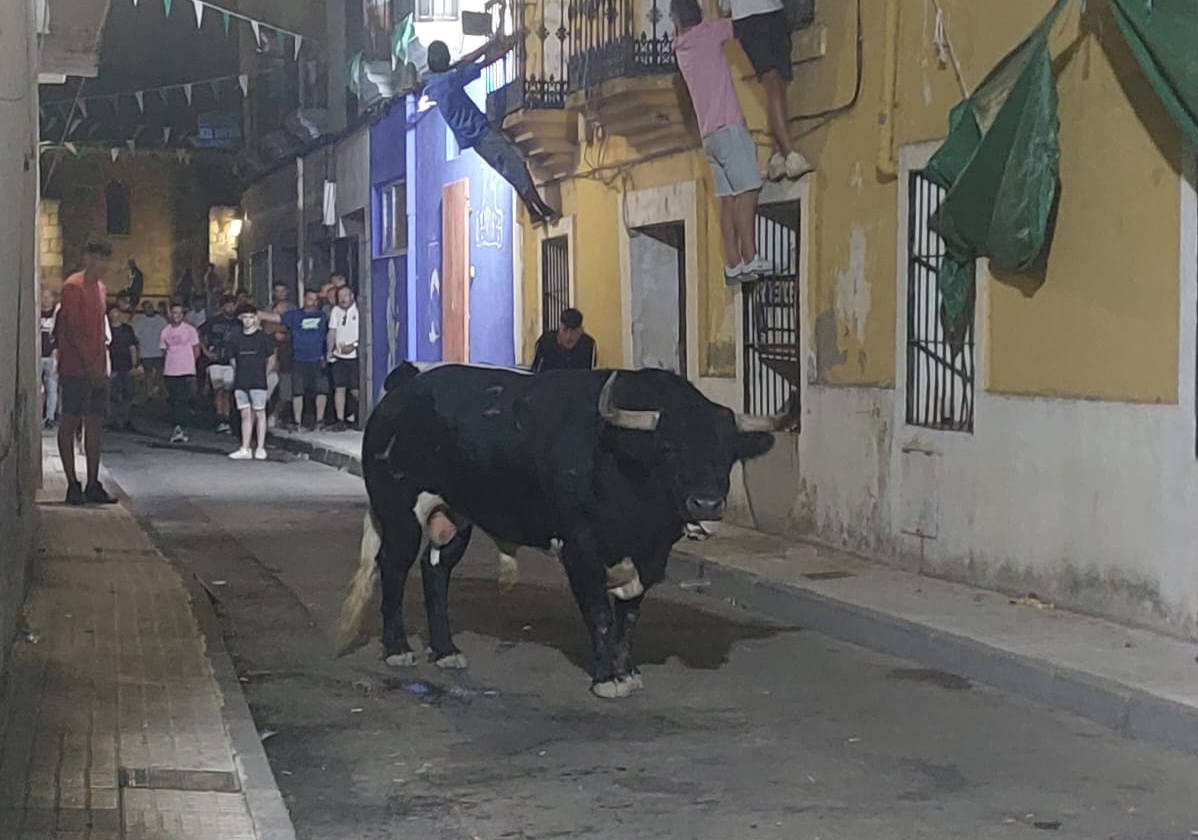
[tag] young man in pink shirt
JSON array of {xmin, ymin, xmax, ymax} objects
[
  {"xmin": 160, "ymin": 303, "xmax": 201, "ymax": 444},
  {"xmin": 672, "ymin": 0, "xmax": 773, "ymax": 285}
]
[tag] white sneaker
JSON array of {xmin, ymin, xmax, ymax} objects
[
  {"xmin": 767, "ymin": 153, "xmax": 787, "ymax": 181},
  {"xmin": 724, "ymin": 263, "xmax": 747, "ymax": 286},
  {"xmin": 170, "ymin": 426, "xmax": 185, "ymax": 444},
  {"xmin": 743, "ymin": 256, "xmax": 775, "ymax": 277},
  {"xmin": 785, "ymin": 151, "xmax": 814, "ymax": 179},
  {"xmin": 216, "ymin": 422, "xmax": 232, "ymax": 434},
  {"xmin": 254, "ymin": 448, "xmax": 268, "ymax": 461},
  {"xmin": 228, "ymin": 448, "xmax": 253, "ymax": 461}
]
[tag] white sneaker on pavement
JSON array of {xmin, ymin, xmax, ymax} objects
[
  {"xmin": 254, "ymin": 448, "xmax": 267, "ymax": 461},
  {"xmin": 228, "ymin": 448, "xmax": 253, "ymax": 461}
]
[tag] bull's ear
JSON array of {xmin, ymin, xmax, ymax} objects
[{"xmin": 733, "ymin": 431, "xmax": 775, "ymax": 462}]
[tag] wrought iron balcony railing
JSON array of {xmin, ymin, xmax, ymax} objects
[
  {"xmin": 487, "ymin": 0, "xmax": 572, "ymax": 123},
  {"xmin": 565, "ymin": 0, "xmax": 675, "ymax": 93}
]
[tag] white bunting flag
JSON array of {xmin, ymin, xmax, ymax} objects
[
  {"xmin": 294, "ymin": 35, "xmax": 303, "ymax": 60},
  {"xmin": 250, "ymin": 20, "xmax": 261, "ymax": 46},
  {"xmin": 184, "ymin": 84, "xmax": 193, "ymax": 104},
  {"xmin": 77, "ymin": 101, "xmax": 88, "ymax": 119},
  {"xmin": 192, "ymin": 0, "xmax": 204, "ymax": 27},
  {"xmin": 64, "ymin": 142, "xmax": 78, "ymax": 157},
  {"xmin": 238, "ymin": 74, "xmax": 249, "ymax": 96},
  {"xmin": 112, "ymin": 148, "xmax": 120, "ymax": 162},
  {"xmin": 135, "ymin": 91, "xmax": 144, "ymax": 112},
  {"xmin": 163, "ymin": 126, "xmax": 173, "ymax": 145},
  {"xmin": 126, "ymin": 139, "xmax": 136, "ymax": 152}
]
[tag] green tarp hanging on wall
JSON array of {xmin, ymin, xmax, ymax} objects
[
  {"xmin": 922, "ymin": 0, "xmax": 1198, "ymax": 337},
  {"xmin": 1108, "ymin": 0, "xmax": 1198, "ymax": 149}
]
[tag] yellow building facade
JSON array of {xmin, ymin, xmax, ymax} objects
[{"xmin": 489, "ymin": 0, "xmax": 1198, "ymax": 637}]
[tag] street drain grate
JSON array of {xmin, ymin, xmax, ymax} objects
[
  {"xmin": 802, "ymin": 570, "xmax": 855, "ymax": 581},
  {"xmin": 119, "ymin": 768, "xmax": 242, "ymax": 793}
]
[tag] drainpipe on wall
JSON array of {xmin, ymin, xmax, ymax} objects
[
  {"xmin": 296, "ymin": 155, "xmax": 306, "ymax": 297},
  {"xmin": 876, "ymin": 0, "xmax": 900, "ymax": 181}
]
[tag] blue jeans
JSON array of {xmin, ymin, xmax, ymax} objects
[{"xmin": 40, "ymin": 357, "xmax": 58, "ymax": 423}]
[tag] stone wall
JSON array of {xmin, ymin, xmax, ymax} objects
[
  {"xmin": 39, "ymin": 199, "xmax": 64, "ymax": 290},
  {"xmin": 40, "ymin": 150, "xmax": 239, "ymax": 303}
]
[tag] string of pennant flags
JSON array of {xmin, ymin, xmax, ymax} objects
[
  {"xmin": 39, "ymin": 68, "xmax": 280, "ymax": 123},
  {"xmin": 130, "ymin": 0, "xmax": 308, "ymax": 60}
]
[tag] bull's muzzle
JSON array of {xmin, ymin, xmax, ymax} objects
[{"xmin": 685, "ymin": 495, "xmax": 726, "ymax": 522}]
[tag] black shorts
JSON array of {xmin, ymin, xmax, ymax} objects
[
  {"xmin": 60, "ymin": 376, "xmax": 108, "ymax": 418},
  {"xmin": 734, "ymin": 9, "xmax": 793, "ymax": 81},
  {"xmin": 331, "ymin": 358, "xmax": 360, "ymax": 390},
  {"xmin": 292, "ymin": 361, "xmax": 330, "ymax": 397}
]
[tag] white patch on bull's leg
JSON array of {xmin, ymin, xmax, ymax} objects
[
  {"xmin": 412, "ymin": 492, "xmax": 458, "ymax": 547},
  {"xmin": 385, "ymin": 652, "xmax": 418, "ymax": 668},
  {"xmin": 606, "ymin": 558, "xmax": 644, "ymax": 601},
  {"xmin": 591, "ymin": 679, "xmax": 634, "ymax": 700},
  {"xmin": 434, "ymin": 653, "xmax": 469, "ymax": 670},
  {"xmin": 335, "ymin": 511, "xmax": 383, "ymax": 656},
  {"xmin": 498, "ymin": 552, "xmax": 519, "ymax": 588},
  {"xmin": 429, "ymin": 547, "xmax": 441, "ymax": 567}
]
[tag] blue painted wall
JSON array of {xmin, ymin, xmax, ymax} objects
[
  {"xmin": 408, "ymin": 77, "xmax": 515, "ymax": 368},
  {"xmin": 368, "ymin": 102, "xmax": 408, "ymax": 401}
]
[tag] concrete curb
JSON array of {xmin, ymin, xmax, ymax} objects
[
  {"xmin": 279, "ymin": 432, "xmax": 1198, "ymax": 759},
  {"xmin": 112, "ymin": 478, "xmax": 299, "ymax": 840}
]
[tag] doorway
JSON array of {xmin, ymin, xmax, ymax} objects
[{"xmin": 628, "ymin": 221, "xmax": 686, "ymax": 375}]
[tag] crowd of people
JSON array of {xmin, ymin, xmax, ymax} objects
[{"xmin": 40, "ymin": 240, "xmax": 366, "ymax": 501}]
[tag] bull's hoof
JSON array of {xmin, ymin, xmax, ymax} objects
[
  {"xmin": 591, "ymin": 674, "xmax": 642, "ymax": 699},
  {"xmin": 385, "ymin": 652, "xmax": 418, "ymax": 668},
  {"xmin": 498, "ymin": 553, "xmax": 519, "ymax": 589},
  {"xmin": 434, "ymin": 652, "xmax": 469, "ymax": 670}
]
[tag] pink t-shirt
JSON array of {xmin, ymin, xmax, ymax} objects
[
  {"xmin": 673, "ymin": 19, "xmax": 743, "ymax": 138},
  {"xmin": 160, "ymin": 322, "xmax": 200, "ymax": 377}
]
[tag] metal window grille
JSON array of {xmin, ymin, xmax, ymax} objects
[
  {"xmin": 743, "ymin": 202, "xmax": 800, "ymax": 417},
  {"xmin": 906, "ymin": 171, "xmax": 975, "ymax": 432},
  {"xmin": 541, "ymin": 236, "xmax": 570, "ymax": 331}
]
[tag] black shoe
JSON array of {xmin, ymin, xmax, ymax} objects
[
  {"xmin": 332, "ymin": 421, "xmax": 347, "ymax": 432},
  {"xmin": 84, "ymin": 482, "xmax": 119, "ymax": 505},
  {"xmin": 65, "ymin": 481, "xmax": 85, "ymax": 506}
]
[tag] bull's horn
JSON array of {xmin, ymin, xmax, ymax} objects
[
  {"xmin": 735, "ymin": 393, "xmax": 799, "ymax": 433},
  {"xmin": 598, "ymin": 372, "xmax": 660, "ymax": 432}
]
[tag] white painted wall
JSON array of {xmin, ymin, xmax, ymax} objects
[
  {"xmin": 0, "ymin": 0, "xmax": 41, "ymax": 683},
  {"xmin": 786, "ymin": 144, "xmax": 1198, "ymax": 639},
  {"xmin": 334, "ymin": 127, "xmax": 371, "ymax": 217}
]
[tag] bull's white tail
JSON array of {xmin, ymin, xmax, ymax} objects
[{"xmin": 335, "ymin": 510, "xmax": 383, "ymax": 656}]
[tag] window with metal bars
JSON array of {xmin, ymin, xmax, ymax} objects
[
  {"xmin": 541, "ymin": 236, "xmax": 570, "ymax": 332},
  {"xmin": 905, "ymin": 170, "xmax": 975, "ymax": 432},
  {"xmin": 417, "ymin": 0, "xmax": 458, "ymax": 22},
  {"xmin": 743, "ymin": 202, "xmax": 800, "ymax": 417}
]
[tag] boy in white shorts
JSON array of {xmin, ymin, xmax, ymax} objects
[
  {"xmin": 226, "ymin": 304, "xmax": 276, "ymax": 461},
  {"xmin": 672, "ymin": 0, "xmax": 773, "ymax": 285}
]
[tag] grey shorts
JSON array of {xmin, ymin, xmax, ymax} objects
[
  {"xmin": 703, "ymin": 123, "xmax": 763, "ymax": 197},
  {"xmin": 472, "ymin": 128, "xmax": 534, "ymax": 194}
]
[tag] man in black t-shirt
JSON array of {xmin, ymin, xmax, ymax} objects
[
  {"xmin": 226, "ymin": 305, "xmax": 276, "ymax": 461},
  {"xmin": 531, "ymin": 308, "xmax": 597, "ymax": 372},
  {"xmin": 107, "ymin": 305, "xmax": 140, "ymax": 431}
]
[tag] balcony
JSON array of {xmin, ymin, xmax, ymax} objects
[
  {"xmin": 485, "ymin": 0, "xmax": 578, "ymax": 182},
  {"xmin": 563, "ymin": 0, "xmax": 694, "ymax": 154}
]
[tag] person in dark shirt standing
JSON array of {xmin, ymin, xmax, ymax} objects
[
  {"xmin": 200, "ymin": 294, "xmax": 241, "ymax": 433},
  {"xmin": 125, "ymin": 258, "xmax": 145, "ymax": 307},
  {"xmin": 531, "ymin": 308, "xmax": 596, "ymax": 372},
  {"xmin": 226, "ymin": 305, "xmax": 276, "ymax": 461},
  {"xmin": 425, "ymin": 36, "xmax": 557, "ymax": 224},
  {"xmin": 106, "ymin": 305, "xmax": 140, "ymax": 432}
]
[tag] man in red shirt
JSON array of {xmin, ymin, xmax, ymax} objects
[{"xmin": 55, "ymin": 239, "xmax": 119, "ymax": 505}]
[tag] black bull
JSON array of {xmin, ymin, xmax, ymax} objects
[{"xmin": 336, "ymin": 362, "xmax": 794, "ymax": 698}]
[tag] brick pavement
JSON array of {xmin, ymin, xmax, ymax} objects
[{"xmin": 0, "ymin": 449, "xmax": 289, "ymax": 839}]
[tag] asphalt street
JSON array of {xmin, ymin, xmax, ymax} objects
[{"xmin": 100, "ymin": 426, "xmax": 1198, "ymax": 840}]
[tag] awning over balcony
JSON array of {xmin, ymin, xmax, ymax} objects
[{"xmin": 37, "ymin": 0, "xmax": 114, "ymax": 80}]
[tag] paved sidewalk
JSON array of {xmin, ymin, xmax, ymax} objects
[
  {"xmin": 0, "ymin": 448, "xmax": 296, "ymax": 840},
  {"xmin": 271, "ymin": 424, "xmax": 1198, "ymax": 758}
]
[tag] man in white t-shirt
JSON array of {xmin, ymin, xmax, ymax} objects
[{"xmin": 327, "ymin": 285, "xmax": 360, "ymax": 431}]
